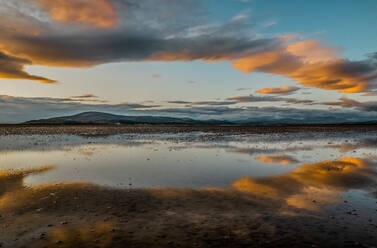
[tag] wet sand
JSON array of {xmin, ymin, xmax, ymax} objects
[
  {"xmin": 1, "ymin": 179, "xmax": 376, "ymax": 248},
  {"xmin": 0, "ymin": 125, "xmax": 377, "ymax": 248}
]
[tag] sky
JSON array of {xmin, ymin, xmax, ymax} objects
[{"xmin": 0, "ymin": 0, "xmax": 377, "ymax": 123}]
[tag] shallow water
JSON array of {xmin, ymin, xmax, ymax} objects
[{"xmin": 1, "ymin": 131, "xmax": 377, "ymax": 213}]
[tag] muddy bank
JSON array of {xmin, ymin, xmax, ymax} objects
[{"xmin": 1, "ymin": 124, "xmax": 377, "ymax": 136}]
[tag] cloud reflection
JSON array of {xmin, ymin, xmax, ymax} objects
[
  {"xmin": 257, "ymin": 154, "xmax": 299, "ymax": 165},
  {"xmin": 0, "ymin": 165, "xmax": 53, "ymax": 197},
  {"xmin": 233, "ymin": 158, "xmax": 377, "ymax": 210}
]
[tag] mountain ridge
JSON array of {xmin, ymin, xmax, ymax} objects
[
  {"xmin": 23, "ymin": 111, "xmax": 377, "ymax": 126},
  {"xmin": 24, "ymin": 111, "xmax": 231, "ymax": 125}
]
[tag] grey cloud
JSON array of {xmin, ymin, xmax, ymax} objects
[
  {"xmin": 1, "ymin": 31, "xmax": 279, "ymax": 67},
  {"xmin": 0, "ymin": 0, "xmax": 280, "ymax": 67},
  {"xmin": 226, "ymin": 94, "xmax": 314, "ymax": 105},
  {"xmin": 167, "ymin": 101, "xmax": 191, "ymax": 105},
  {"xmin": 168, "ymin": 100, "xmax": 238, "ymax": 106},
  {"xmin": 69, "ymin": 94, "xmax": 98, "ymax": 99},
  {"xmin": 157, "ymin": 105, "xmax": 377, "ymax": 124},
  {"xmin": 236, "ymin": 88, "xmax": 251, "ymax": 91},
  {"xmin": 324, "ymin": 97, "xmax": 377, "ymax": 112},
  {"xmin": 1, "ymin": 94, "xmax": 377, "ymax": 124},
  {"xmin": 0, "ymin": 51, "xmax": 55, "ymax": 83}
]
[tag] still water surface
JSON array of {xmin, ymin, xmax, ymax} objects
[{"xmin": 1, "ymin": 131, "xmax": 377, "ymax": 212}]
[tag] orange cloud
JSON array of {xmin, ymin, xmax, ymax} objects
[
  {"xmin": 233, "ymin": 40, "xmax": 372, "ymax": 93},
  {"xmin": 257, "ymin": 86, "xmax": 300, "ymax": 96},
  {"xmin": 286, "ymin": 40, "xmax": 340, "ymax": 63},
  {"xmin": 149, "ymin": 40, "xmax": 375, "ymax": 93},
  {"xmin": 34, "ymin": 0, "xmax": 118, "ymax": 29},
  {"xmin": 149, "ymin": 51, "xmax": 235, "ymax": 62}
]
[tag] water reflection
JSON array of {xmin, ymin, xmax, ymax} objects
[
  {"xmin": 39, "ymin": 222, "xmax": 118, "ymax": 248},
  {"xmin": 0, "ymin": 133, "xmax": 376, "ymax": 211},
  {"xmin": 257, "ymin": 154, "xmax": 299, "ymax": 165},
  {"xmin": 0, "ymin": 166, "xmax": 53, "ymax": 197},
  {"xmin": 234, "ymin": 158, "xmax": 377, "ymax": 210},
  {"xmin": 0, "ymin": 157, "xmax": 376, "ymax": 212},
  {"xmin": 327, "ymin": 138, "xmax": 377, "ymax": 153}
]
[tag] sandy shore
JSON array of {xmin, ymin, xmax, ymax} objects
[{"xmin": 0, "ymin": 124, "xmax": 377, "ymax": 136}]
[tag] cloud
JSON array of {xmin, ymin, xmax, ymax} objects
[
  {"xmin": 232, "ymin": 40, "xmax": 377, "ymax": 93},
  {"xmin": 0, "ymin": 1, "xmax": 278, "ymax": 76},
  {"xmin": 0, "ymin": 51, "xmax": 55, "ymax": 83},
  {"xmin": 324, "ymin": 97, "xmax": 377, "ymax": 112},
  {"xmin": 1, "ymin": 93, "xmax": 377, "ymax": 123},
  {"xmin": 33, "ymin": 0, "xmax": 118, "ymax": 29},
  {"xmin": 167, "ymin": 100, "xmax": 237, "ymax": 106},
  {"xmin": 0, "ymin": 1, "xmax": 375, "ymax": 92},
  {"xmin": 236, "ymin": 88, "xmax": 251, "ymax": 91},
  {"xmin": 69, "ymin": 94, "xmax": 98, "ymax": 99},
  {"xmin": 167, "ymin": 101, "xmax": 191, "ymax": 105},
  {"xmin": 226, "ymin": 94, "xmax": 314, "ymax": 104},
  {"xmin": 362, "ymin": 91, "xmax": 377, "ymax": 97},
  {"xmin": 227, "ymin": 95, "xmax": 283, "ymax": 102},
  {"xmin": 256, "ymin": 86, "xmax": 300, "ymax": 96}
]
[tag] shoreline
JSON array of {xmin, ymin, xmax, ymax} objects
[{"xmin": 0, "ymin": 124, "xmax": 377, "ymax": 136}]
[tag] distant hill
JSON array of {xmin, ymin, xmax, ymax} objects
[
  {"xmin": 24, "ymin": 112, "xmax": 231, "ymax": 125},
  {"xmin": 23, "ymin": 111, "xmax": 377, "ymax": 126}
]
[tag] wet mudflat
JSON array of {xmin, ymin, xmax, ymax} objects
[{"xmin": 0, "ymin": 125, "xmax": 376, "ymax": 247}]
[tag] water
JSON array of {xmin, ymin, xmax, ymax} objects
[{"xmin": 1, "ymin": 131, "xmax": 377, "ymax": 213}]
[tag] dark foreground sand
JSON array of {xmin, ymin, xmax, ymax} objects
[{"xmin": 0, "ymin": 167, "xmax": 376, "ymax": 248}]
